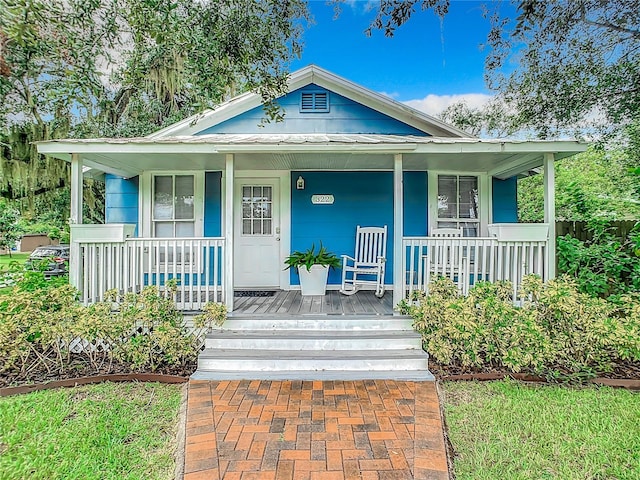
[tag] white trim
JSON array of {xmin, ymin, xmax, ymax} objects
[
  {"xmin": 141, "ymin": 171, "xmax": 204, "ymax": 238},
  {"xmin": 428, "ymin": 171, "xmax": 485, "ymax": 236},
  {"xmin": 69, "ymin": 154, "xmax": 83, "ymax": 290},
  {"xmin": 487, "ymin": 175, "xmax": 494, "ymax": 226},
  {"xmin": 393, "ymin": 154, "xmax": 404, "ymax": 307},
  {"xmin": 543, "ymin": 153, "xmax": 556, "ymax": 278},
  {"xmin": 479, "ymin": 174, "xmax": 490, "ymax": 237},
  {"xmin": 224, "ymin": 155, "xmax": 234, "ymax": 308},
  {"xmin": 280, "ymin": 172, "xmax": 292, "ymax": 290},
  {"xmin": 140, "ymin": 172, "xmax": 151, "ymax": 238}
]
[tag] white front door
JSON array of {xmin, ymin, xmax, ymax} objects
[{"xmin": 234, "ymin": 178, "xmax": 281, "ymax": 288}]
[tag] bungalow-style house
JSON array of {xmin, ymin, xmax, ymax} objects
[{"xmin": 37, "ymin": 65, "xmax": 587, "ymax": 313}]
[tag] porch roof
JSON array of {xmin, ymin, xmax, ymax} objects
[{"xmin": 36, "ymin": 133, "xmax": 588, "ymax": 180}]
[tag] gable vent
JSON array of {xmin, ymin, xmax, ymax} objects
[{"xmin": 300, "ymin": 92, "xmax": 329, "ymax": 113}]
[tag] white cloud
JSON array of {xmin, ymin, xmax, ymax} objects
[
  {"xmin": 378, "ymin": 91, "xmax": 400, "ymax": 99},
  {"xmin": 404, "ymin": 93, "xmax": 494, "ymax": 116},
  {"xmin": 340, "ymin": 0, "xmax": 378, "ymax": 14}
]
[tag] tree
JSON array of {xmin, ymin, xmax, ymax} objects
[
  {"xmin": 439, "ymin": 99, "xmax": 516, "ymax": 137},
  {"xmin": 0, "ymin": 0, "xmax": 310, "ymax": 205},
  {"xmin": 486, "ymin": 0, "xmax": 640, "ymax": 140},
  {"xmin": 350, "ymin": 0, "xmax": 640, "ymax": 140},
  {"xmin": 0, "ymin": 199, "xmax": 21, "ymax": 254},
  {"xmin": 517, "ymin": 147, "xmax": 640, "ymax": 222}
]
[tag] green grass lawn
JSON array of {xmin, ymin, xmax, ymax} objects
[
  {"xmin": 0, "ymin": 382, "xmax": 183, "ymax": 480},
  {"xmin": 0, "ymin": 253, "xmax": 29, "ymax": 268},
  {"xmin": 443, "ymin": 380, "xmax": 640, "ymax": 480}
]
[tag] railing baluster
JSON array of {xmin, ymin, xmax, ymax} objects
[{"xmin": 402, "ymin": 236, "xmax": 550, "ymax": 303}]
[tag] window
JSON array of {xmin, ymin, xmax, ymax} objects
[
  {"xmin": 300, "ymin": 91, "xmax": 329, "ymax": 113},
  {"xmin": 436, "ymin": 175, "xmax": 479, "ymax": 236},
  {"xmin": 241, "ymin": 185, "xmax": 273, "ymax": 236},
  {"xmin": 153, "ymin": 175, "xmax": 195, "ymax": 237}
]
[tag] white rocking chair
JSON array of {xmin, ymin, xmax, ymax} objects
[{"xmin": 340, "ymin": 225, "xmax": 387, "ymax": 298}]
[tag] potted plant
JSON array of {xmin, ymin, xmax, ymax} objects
[{"xmin": 284, "ymin": 243, "xmax": 341, "ymax": 295}]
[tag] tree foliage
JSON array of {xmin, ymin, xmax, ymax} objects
[
  {"xmin": 486, "ymin": 0, "xmax": 640, "ymax": 139},
  {"xmin": 517, "ymin": 147, "xmax": 640, "ymax": 222},
  {"xmin": 0, "ymin": 198, "xmax": 20, "ymax": 252},
  {"xmin": 0, "ymin": 0, "xmax": 309, "ymax": 224},
  {"xmin": 355, "ymin": 0, "xmax": 640, "ymax": 140},
  {"xmin": 439, "ymin": 99, "xmax": 516, "ymax": 137}
]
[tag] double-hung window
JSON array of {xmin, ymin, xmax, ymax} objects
[
  {"xmin": 152, "ymin": 175, "xmax": 195, "ymax": 237},
  {"xmin": 436, "ymin": 175, "xmax": 479, "ymax": 236}
]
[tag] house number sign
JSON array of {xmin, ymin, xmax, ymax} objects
[{"xmin": 311, "ymin": 194, "xmax": 334, "ymax": 205}]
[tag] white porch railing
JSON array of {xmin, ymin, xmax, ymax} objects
[
  {"xmin": 78, "ymin": 237, "xmax": 225, "ymax": 310},
  {"xmin": 403, "ymin": 236, "xmax": 548, "ymax": 299}
]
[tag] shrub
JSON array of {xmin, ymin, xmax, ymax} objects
[
  {"xmin": 557, "ymin": 225, "xmax": 640, "ymax": 298},
  {"xmin": 0, "ymin": 274, "xmax": 227, "ymax": 382},
  {"xmin": 405, "ymin": 276, "xmax": 640, "ymax": 379}
]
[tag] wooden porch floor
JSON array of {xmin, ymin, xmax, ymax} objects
[{"xmin": 232, "ymin": 289, "xmax": 395, "ymax": 315}]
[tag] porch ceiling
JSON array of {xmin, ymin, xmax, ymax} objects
[{"xmin": 36, "ymin": 134, "xmax": 588, "ymax": 180}]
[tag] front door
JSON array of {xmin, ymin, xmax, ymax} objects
[{"xmin": 234, "ymin": 178, "xmax": 281, "ymax": 288}]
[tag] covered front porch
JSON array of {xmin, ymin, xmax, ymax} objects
[{"xmin": 37, "ymin": 134, "xmax": 587, "ymax": 312}]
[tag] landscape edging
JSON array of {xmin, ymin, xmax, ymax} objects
[
  {"xmin": 440, "ymin": 373, "xmax": 640, "ymax": 390},
  {"xmin": 0, "ymin": 374, "xmax": 189, "ymax": 397}
]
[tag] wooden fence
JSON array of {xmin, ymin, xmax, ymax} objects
[{"xmin": 556, "ymin": 220, "xmax": 638, "ymax": 242}]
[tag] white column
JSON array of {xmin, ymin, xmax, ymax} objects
[
  {"xmin": 69, "ymin": 154, "xmax": 83, "ymax": 290},
  {"xmin": 393, "ymin": 153, "xmax": 404, "ymax": 308},
  {"xmin": 224, "ymin": 154, "xmax": 234, "ymax": 310},
  {"xmin": 543, "ymin": 152, "xmax": 556, "ymax": 279}
]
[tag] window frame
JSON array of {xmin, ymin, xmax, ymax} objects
[
  {"xmin": 141, "ymin": 171, "xmax": 204, "ymax": 238},
  {"xmin": 428, "ymin": 171, "xmax": 490, "ymax": 237}
]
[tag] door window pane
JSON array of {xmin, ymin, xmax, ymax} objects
[{"xmin": 241, "ymin": 184, "xmax": 274, "ymax": 236}]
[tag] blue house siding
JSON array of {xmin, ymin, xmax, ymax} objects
[
  {"xmin": 197, "ymin": 84, "xmax": 429, "ymax": 136},
  {"xmin": 105, "ymin": 174, "xmax": 139, "ymax": 233},
  {"xmin": 290, "ymin": 171, "xmax": 394, "ymax": 286},
  {"xmin": 204, "ymin": 171, "xmax": 222, "ymax": 237},
  {"xmin": 403, "ymin": 172, "xmax": 428, "ymax": 236},
  {"xmin": 492, "ymin": 177, "xmax": 518, "ymax": 223}
]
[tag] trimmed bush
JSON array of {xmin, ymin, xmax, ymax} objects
[
  {"xmin": 402, "ymin": 275, "xmax": 640, "ymax": 379},
  {"xmin": 0, "ymin": 274, "xmax": 227, "ymax": 382}
]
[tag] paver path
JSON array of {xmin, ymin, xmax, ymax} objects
[{"xmin": 184, "ymin": 380, "xmax": 449, "ymax": 480}]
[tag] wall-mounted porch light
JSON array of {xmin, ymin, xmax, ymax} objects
[{"xmin": 296, "ymin": 175, "xmax": 305, "ymax": 190}]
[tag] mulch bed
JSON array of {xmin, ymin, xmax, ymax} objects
[
  {"xmin": 2, "ymin": 359, "xmax": 639, "ymax": 396},
  {"xmin": 430, "ymin": 360, "xmax": 640, "ymax": 390},
  {"xmin": 0, "ymin": 358, "xmax": 196, "ymax": 393}
]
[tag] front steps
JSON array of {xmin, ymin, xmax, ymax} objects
[{"xmin": 191, "ymin": 314, "xmax": 434, "ymax": 381}]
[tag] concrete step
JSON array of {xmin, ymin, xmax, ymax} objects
[
  {"xmin": 196, "ymin": 348, "xmax": 429, "ymax": 373},
  {"xmin": 218, "ymin": 315, "xmax": 414, "ymax": 331},
  {"xmin": 190, "ymin": 369, "xmax": 435, "ymax": 381},
  {"xmin": 204, "ymin": 329, "xmax": 423, "ymax": 351}
]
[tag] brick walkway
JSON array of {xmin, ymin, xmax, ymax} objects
[{"xmin": 183, "ymin": 380, "xmax": 449, "ymax": 480}]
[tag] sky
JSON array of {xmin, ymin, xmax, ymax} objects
[{"xmin": 290, "ymin": 0, "xmax": 513, "ymax": 116}]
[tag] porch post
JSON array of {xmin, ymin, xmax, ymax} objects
[
  {"xmin": 69, "ymin": 153, "xmax": 83, "ymax": 290},
  {"xmin": 224, "ymin": 154, "xmax": 234, "ymax": 310},
  {"xmin": 393, "ymin": 153, "xmax": 404, "ymax": 308},
  {"xmin": 543, "ymin": 152, "xmax": 556, "ymax": 279}
]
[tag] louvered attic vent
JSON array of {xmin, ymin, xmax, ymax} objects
[{"xmin": 300, "ymin": 91, "xmax": 329, "ymax": 113}]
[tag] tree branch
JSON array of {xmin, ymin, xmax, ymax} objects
[{"xmin": 579, "ymin": 11, "xmax": 640, "ymax": 39}]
